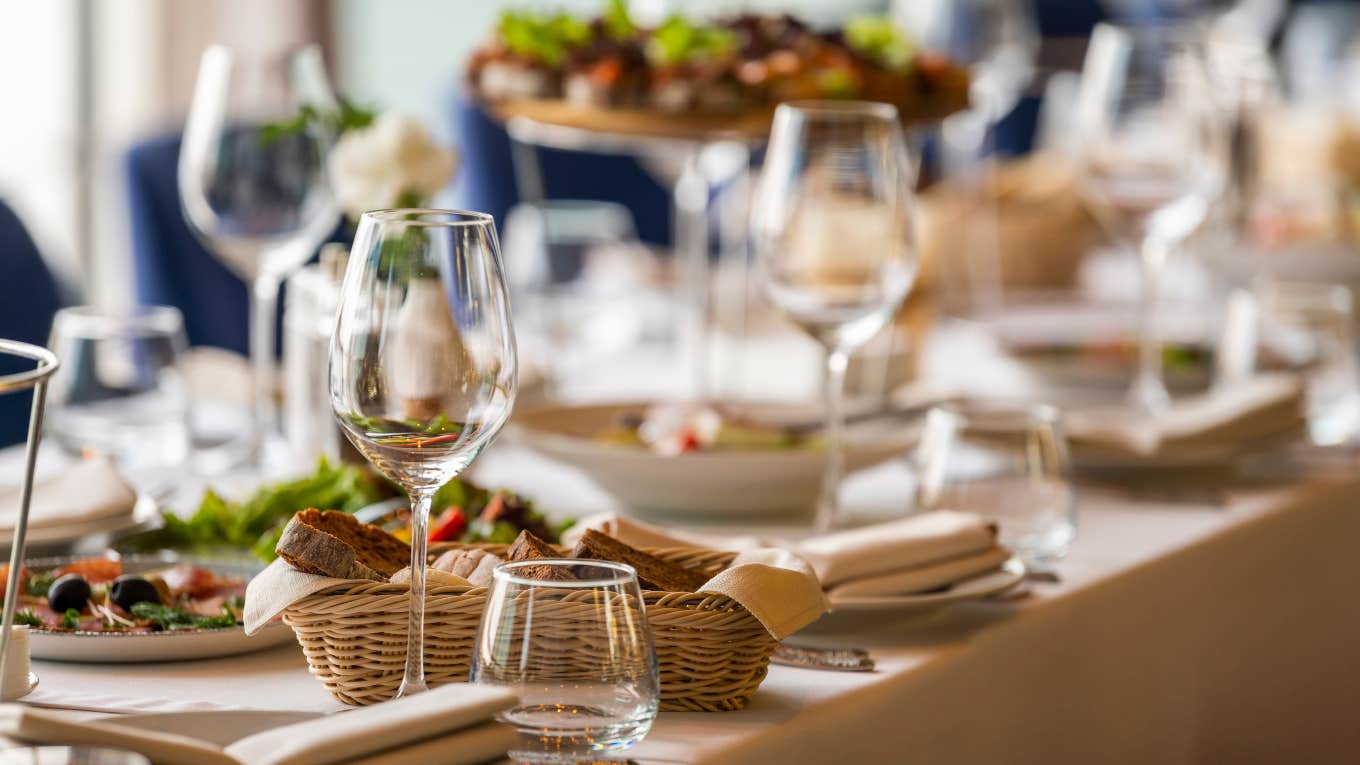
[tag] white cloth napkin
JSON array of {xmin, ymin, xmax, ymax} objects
[
  {"xmin": 828, "ymin": 546, "xmax": 1011, "ymax": 598},
  {"xmin": 1064, "ymin": 373, "xmax": 1306, "ymax": 458},
  {"xmin": 0, "ymin": 456, "xmax": 137, "ymax": 531},
  {"xmin": 0, "ymin": 683, "xmax": 517, "ymax": 765},
  {"xmin": 793, "ymin": 510, "xmax": 998, "ymax": 589}
]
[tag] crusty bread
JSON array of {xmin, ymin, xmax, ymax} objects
[
  {"xmin": 275, "ymin": 509, "xmax": 410, "ymax": 581},
  {"xmin": 506, "ymin": 531, "xmax": 576, "ymax": 582},
  {"xmin": 569, "ymin": 529, "xmax": 709, "ymax": 592},
  {"xmin": 431, "ymin": 548, "xmax": 502, "ymax": 588}
]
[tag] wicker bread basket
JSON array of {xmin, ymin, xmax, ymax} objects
[{"xmin": 282, "ymin": 543, "xmax": 778, "ymax": 711}]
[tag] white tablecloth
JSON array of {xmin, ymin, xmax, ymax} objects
[{"xmin": 16, "ymin": 444, "xmax": 1360, "ymax": 764}]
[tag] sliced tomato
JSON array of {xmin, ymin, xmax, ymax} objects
[
  {"xmin": 429, "ymin": 507, "xmax": 467, "ymax": 543},
  {"xmin": 56, "ymin": 558, "xmax": 122, "ymax": 584}
]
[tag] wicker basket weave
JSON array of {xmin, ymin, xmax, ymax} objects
[{"xmin": 282, "ymin": 544, "xmax": 778, "ymax": 711}]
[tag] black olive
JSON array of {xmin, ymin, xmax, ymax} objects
[
  {"xmin": 110, "ymin": 576, "xmax": 160, "ymax": 610},
  {"xmin": 47, "ymin": 575, "xmax": 91, "ymax": 613}
]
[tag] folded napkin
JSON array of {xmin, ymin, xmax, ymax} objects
[
  {"xmin": 0, "ymin": 683, "xmax": 517, "ymax": 765},
  {"xmin": 1063, "ymin": 373, "xmax": 1306, "ymax": 458},
  {"xmin": 0, "ymin": 456, "xmax": 137, "ymax": 531},
  {"xmin": 793, "ymin": 510, "xmax": 999, "ymax": 590}
]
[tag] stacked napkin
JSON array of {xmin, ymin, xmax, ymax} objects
[
  {"xmin": 792, "ymin": 511, "xmax": 1009, "ymax": 601},
  {"xmin": 1064, "ymin": 373, "xmax": 1306, "ymax": 460},
  {"xmin": 0, "ymin": 683, "xmax": 516, "ymax": 765},
  {"xmin": 0, "ymin": 456, "xmax": 139, "ymax": 544}
]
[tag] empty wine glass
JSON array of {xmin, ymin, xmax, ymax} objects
[
  {"xmin": 180, "ymin": 44, "xmax": 339, "ymax": 458},
  {"xmin": 752, "ymin": 101, "xmax": 919, "ymax": 530},
  {"xmin": 1075, "ymin": 23, "xmax": 1227, "ymax": 414},
  {"xmin": 915, "ymin": 401, "xmax": 1076, "ymax": 566},
  {"xmin": 330, "ymin": 209, "xmax": 517, "ymax": 696},
  {"xmin": 471, "ymin": 559, "xmax": 659, "ymax": 764}
]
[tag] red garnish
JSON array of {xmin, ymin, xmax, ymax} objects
[
  {"xmin": 429, "ymin": 507, "xmax": 468, "ymax": 543},
  {"xmin": 56, "ymin": 558, "xmax": 122, "ymax": 584}
]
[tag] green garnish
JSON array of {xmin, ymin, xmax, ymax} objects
[
  {"xmin": 60, "ymin": 609, "xmax": 81, "ymax": 630},
  {"xmin": 647, "ymin": 16, "xmax": 736, "ymax": 66},
  {"xmin": 259, "ymin": 96, "xmax": 376, "ymax": 147},
  {"xmin": 130, "ymin": 602, "xmax": 236, "ymax": 631},
  {"xmin": 13, "ymin": 610, "xmax": 43, "ymax": 628},
  {"xmin": 603, "ymin": 0, "xmax": 635, "ymax": 39},
  {"xmin": 25, "ymin": 572, "xmax": 54, "ymax": 597},
  {"xmin": 843, "ymin": 15, "xmax": 915, "ymax": 72},
  {"xmin": 499, "ymin": 10, "xmax": 594, "ymax": 67}
]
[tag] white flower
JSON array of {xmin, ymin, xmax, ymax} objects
[{"xmin": 328, "ymin": 112, "xmax": 458, "ymax": 221}]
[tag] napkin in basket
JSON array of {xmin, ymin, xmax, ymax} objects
[
  {"xmin": 1063, "ymin": 373, "xmax": 1306, "ymax": 459},
  {"xmin": 793, "ymin": 511, "xmax": 1009, "ymax": 601},
  {"xmin": 0, "ymin": 455, "xmax": 137, "ymax": 535},
  {"xmin": 0, "ymin": 683, "xmax": 516, "ymax": 765}
]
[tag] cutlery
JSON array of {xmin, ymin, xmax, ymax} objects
[{"xmin": 771, "ymin": 643, "xmax": 875, "ymax": 672}]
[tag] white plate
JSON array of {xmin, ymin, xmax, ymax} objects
[
  {"xmin": 0, "ymin": 494, "xmax": 159, "ymax": 550},
  {"xmin": 511, "ymin": 401, "xmax": 914, "ymax": 518},
  {"xmin": 826, "ymin": 557, "xmax": 1027, "ymax": 614},
  {"xmin": 24, "ymin": 555, "xmax": 296, "ymax": 664}
]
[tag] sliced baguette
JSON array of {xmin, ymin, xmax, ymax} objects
[
  {"xmin": 569, "ymin": 529, "xmax": 709, "ymax": 592},
  {"xmin": 275, "ymin": 509, "xmax": 410, "ymax": 582},
  {"xmin": 506, "ymin": 531, "xmax": 576, "ymax": 582}
]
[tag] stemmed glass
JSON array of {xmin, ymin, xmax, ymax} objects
[
  {"xmin": 752, "ymin": 101, "xmax": 919, "ymax": 530},
  {"xmin": 1075, "ymin": 23, "xmax": 1226, "ymax": 414},
  {"xmin": 179, "ymin": 44, "xmax": 339, "ymax": 458},
  {"xmin": 330, "ymin": 210, "xmax": 517, "ymax": 696}
]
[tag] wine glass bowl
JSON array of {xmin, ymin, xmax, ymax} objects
[
  {"xmin": 330, "ymin": 209, "xmax": 517, "ymax": 695},
  {"xmin": 752, "ymin": 100, "xmax": 919, "ymax": 530}
]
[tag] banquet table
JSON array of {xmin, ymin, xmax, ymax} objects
[{"xmin": 13, "ymin": 439, "xmax": 1360, "ymax": 765}]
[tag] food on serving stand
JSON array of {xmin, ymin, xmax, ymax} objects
[
  {"xmin": 595, "ymin": 402, "xmax": 813, "ymax": 455},
  {"xmin": 466, "ymin": 3, "xmax": 970, "ymax": 130},
  {"xmin": 3, "ymin": 557, "xmax": 245, "ymax": 633}
]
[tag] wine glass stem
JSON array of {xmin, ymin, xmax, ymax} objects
[
  {"xmin": 816, "ymin": 348, "xmax": 850, "ymax": 532},
  {"xmin": 249, "ymin": 271, "xmax": 283, "ymax": 462},
  {"xmin": 1133, "ymin": 236, "xmax": 1171, "ymax": 414},
  {"xmin": 398, "ymin": 489, "xmax": 433, "ymax": 697}
]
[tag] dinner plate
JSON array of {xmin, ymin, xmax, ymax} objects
[
  {"xmin": 826, "ymin": 557, "xmax": 1027, "ymax": 614},
  {"xmin": 0, "ymin": 494, "xmax": 160, "ymax": 551},
  {"xmin": 23, "ymin": 554, "xmax": 295, "ymax": 664},
  {"xmin": 511, "ymin": 401, "xmax": 914, "ymax": 518}
]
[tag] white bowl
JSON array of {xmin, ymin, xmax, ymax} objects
[{"xmin": 510, "ymin": 401, "xmax": 913, "ymax": 519}]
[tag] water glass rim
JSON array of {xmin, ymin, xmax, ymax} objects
[
  {"xmin": 53, "ymin": 305, "xmax": 184, "ymax": 340},
  {"xmin": 775, "ymin": 99, "xmax": 900, "ymax": 122},
  {"xmin": 493, "ymin": 559, "xmax": 638, "ymax": 588},
  {"xmin": 932, "ymin": 399, "xmax": 1062, "ymax": 431},
  {"xmin": 360, "ymin": 208, "xmax": 495, "ymax": 228}
]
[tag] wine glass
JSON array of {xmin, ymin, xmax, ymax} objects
[
  {"xmin": 179, "ymin": 44, "xmax": 339, "ymax": 459},
  {"xmin": 915, "ymin": 401, "xmax": 1076, "ymax": 567},
  {"xmin": 751, "ymin": 101, "xmax": 919, "ymax": 530},
  {"xmin": 1075, "ymin": 23, "xmax": 1227, "ymax": 414},
  {"xmin": 330, "ymin": 209, "xmax": 517, "ymax": 696},
  {"xmin": 471, "ymin": 559, "xmax": 659, "ymax": 763}
]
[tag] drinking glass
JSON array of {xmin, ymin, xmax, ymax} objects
[
  {"xmin": 752, "ymin": 101, "xmax": 919, "ymax": 530},
  {"xmin": 915, "ymin": 401, "xmax": 1076, "ymax": 566},
  {"xmin": 45, "ymin": 306, "xmax": 191, "ymax": 476},
  {"xmin": 1075, "ymin": 23, "xmax": 1226, "ymax": 414},
  {"xmin": 471, "ymin": 559, "xmax": 659, "ymax": 764},
  {"xmin": 180, "ymin": 44, "xmax": 339, "ymax": 456},
  {"xmin": 330, "ymin": 209, "xmax": 517, "ymax": 696}
]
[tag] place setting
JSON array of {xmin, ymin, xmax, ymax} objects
[{"xmin": 0, "ymin": 2, "xmax": 1359, "ymax": 764}]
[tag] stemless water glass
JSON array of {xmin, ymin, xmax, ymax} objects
[
  {"xmin": 915, "ymin": 401, "xmax": 1076, "ymax": 566},
  {"xmin": 471, "ymin": 560, "xmax": 659, "ymax": 764},
  {"xmin": 330, "ymin": 210, "xmax": 517, "ymax": 696},
  {"xmin": 1075, "ymin": 23, "xmax": 1226, "ymax": 414},
  {"xmin": 752, "ymin": 101, "xmax": 919, "ymax": 531},
  {"xmin": 180, "ymin": 44, "xmax": 339, "ymax": 455},
  {"xmin": 46, "ymin": 306, "xmax": 191, "ymax": 476}
]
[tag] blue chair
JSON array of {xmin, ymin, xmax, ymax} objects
[{"xmin": 0, "ymin": 201, "xmax": 62, "ymax": 446}]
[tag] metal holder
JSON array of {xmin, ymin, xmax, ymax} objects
[{"xmin": 0, "ymin": 339, "xmax": 59, "ymax": 697}]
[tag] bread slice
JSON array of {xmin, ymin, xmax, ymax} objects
[
  {"xmin": 275, "ymin": 509, "xmax": 410, "ymax": 581},
  {"xmin": 569, "ymin": 529, "xmax": 709, "ymax": 592},
  {"xmin": 506, "ymin": 531, "xmax": 576, "ymax": 582},
  {"xmin": 431, "ymin": 548, "xmax": 502, "ymax": 588}
]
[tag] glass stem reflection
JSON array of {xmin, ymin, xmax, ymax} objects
[
  {"xmin": 1131, "ymin": 236, "xmax": 1171, "ymax": 415},
  {"xmin": 398, "ymin": 488, "xmax": 433, "ymax": 697},
  {"xmin": 250, "ymin": 271, "xmax": 284, "ymax": 460},
  {"xmin": 816, "ymin": 348, "xmax": 850, "ymax": 532}
]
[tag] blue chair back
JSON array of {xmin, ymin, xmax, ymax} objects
[{"xmin": 0, "ymin": 201, "xmax": 61, "ymax": 446}]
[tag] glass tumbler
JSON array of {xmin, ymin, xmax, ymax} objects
[
  {"xmin": 471, "ymin": 560, "xmax": 659, "ymax": 764},
  {"xmin": 45, "ymin": 306, "xmax": 191, "ymax": 474},
  {"xmin": 915, "ymin": 401, "xmax": 1076, "ymax": 565}
]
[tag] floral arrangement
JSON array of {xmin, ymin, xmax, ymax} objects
[{"xmin": 328, "ymin": 112, "xmax": 458, "ymax": 223}]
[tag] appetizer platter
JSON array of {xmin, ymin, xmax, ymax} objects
[
  {"xmin": 7, "ymin": 554, "xmax": 293, "ymax": 663},
  {"xmin": 467, "ymin": 4, "xmax": 971, "ymax": 139}
]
